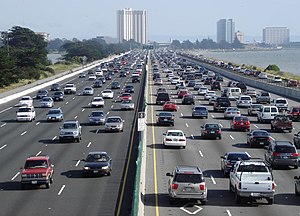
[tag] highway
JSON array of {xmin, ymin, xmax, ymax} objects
[
  {"xmin": 144, "ymin": 50, "xmax": 300, "ymax": 216},
  {"xmin": 0, "ymin": 53, "xmax": 145, "ymax": 216}
]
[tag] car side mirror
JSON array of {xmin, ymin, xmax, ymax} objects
[
  {"xmin": 51, "ymin": 164, "xmax": 54, "ymax": 168},
  {"xmin": 220, "ymin": 156, "xmax": 225, "ymax": 159},
  {"xmin": 163, "ymin": 133, "xmax": 166, "ymax": 135},
  {"xmin": 247, "ymin": 133, "xmax": 250, "ymax": 136},
  {"xmin": 201, "ymin": 126, "xmax": 203, "ymax": 128},
  {"xmin": 295, "ymin": 134, "xmax": 298, "ymax": 136},
  {"xmin": 166, "ymin": 173, "xmax": 172, "ymax": 177},
  {"xmin": 81, "ymin": 159, "xmax": 86, "ymax": 161},
  {"xmin": 294, "ymin": 176, "xmax": 300, "ymax": 180}
]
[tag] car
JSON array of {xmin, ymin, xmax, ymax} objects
[
  {"xmin": 163, "ymin": 130, "xmax": 186, "ymax": 148},
  {"xmin": 175, "ymin": 81, "xmax": 185, "ymax": 89},
  {"xmin": 192, "ymin": 106, "xmax": 208, "ymax": 118},
  {"xmin": 224, "ymin": 107, "xmax": 241, "ymax": 119},
  {"xmin": 247, "ymin": 104, "xmax": 262, "ymax": 116},
  {"xmin": 236, "ymin": 95, "xmax": 252, "ymax": 108},
  {"xmin": 182, "ymin": 94, "xmax": 195, "ymax": 105},
  {"xmin": 245, "ymin": 89, "xmax": 257, "ymax": 97},
  {"xmin": 258, "ymin": 72, "xmax": 268, "ymax": 79},
  {"xmin": 111, "ymin": 81, "xmax": 121, "ymax": 89},
  {"xmin": 105, "ymin": 116, "xmax": 124, "ymax": 132},
  {"xmin": 156, "ymin": 87, "xmax": 167, "ymax": 96},
  {"xmin": 132, "ymin": 75, "xmax": 140, "ymax": 83},
  {"xmin": 176, "ymin": 86, "xmax": 188, "ymax": 94},
  {"xmin": 187, "ymin": 80, "xmax": 196, "ymax": 87},
  {"xmin": 213, "ymin": 97, "xmax": 231, "ymax": 112},
  {"xmin": 193, "ymin": 82, "xmax": 203, "ymax": 90},
  {"xmin": 52, "ymin": 91, "xmax": 64, "ymax": 101},
  {"xmin": 124, "ymin": 85, "xmax": 135, "ymax": 93},
  {"xmin": 208, "ymin": 95, "xmax": 218, "ymax": 105},
  {"xmin": 246, "ymin": 129, "xmax": 272, "ymax": 148},
  {"xmin": 64, "ymin": 83, "xmax": 76, "ymax": 94},
  {"xmin": 50, "ymin": 83, "xmax": 61, "ymax": 91},
  {"xmin": 120, "ymin": 100, "xmax": 135, "ymax": 110},
  {"xmin": 16, "ymin": 106, "xmax": 36, "ymax": 122},
  {"xmin": 36, "ymin": 89, "xmax": 48, "ymax": 99},
  {"xmin": 154, "ymin": 78, "xmax": 163, "ymax": 85},
  {"xmin": 166, "ymin": 166, "xmax": 207, "ymax": 204},
  {"xmin": 59, "ymin": 120, "xmax": 82, "ymax": 142},
  {"xmin": 257, "ymin": 105, "xmax": 279, "ymax": 123},
  {"xmin": 211, "ymin": 81, "xmax": 221, "ymax": 91},
  {"xmin": 40, "ymin": 97, "xmax": 54, "ymax": 108},
  {"xmin": 204, "ymin": 90, "xmax": 216, "ymax": 100},
  {"xmin": 79, "ymin": 73, "xmax": 86, "ymax": 78},
  {"xmin": 98, "ymin": 76, "xmax": 106, "ymax": 84},
  {"xmin": 101, "ymin": 89, "xmax": 114, "ymax": 99},
  {"xmin": 88, "ymin": 74, "xmax": 97, "ymax": 80},
  {"xmin": 163, "ymin": 101, "xmax": 177, "ymax": 112},
  {"xmin": 120, "ymin": 93, "xmax": 132, "ymax": 101},
  {"xmin": 220, "ymin": 152, "xmax": 251, "ymax": 177},
  {"xmin": 288, "ymin": 106, "xmax": 300, "ymax": 121},
  {"xmin": 156, "ymin": 92, "xmax": 170, "ymax": 105},
  {"xmin": 264, "ymin": 140, "xmax": 298, "ymax": 168},
  {"xmin": 82, "ymin": 152, "xmax": 112, "ymax": 177},
  {"xmin": 293, "ymin": 131, "xmax": 300, "ymax": 149},
  {"xmin": 93, "ymin": 80, "xmax": 103, "ymax": 88},
  {"xmin": 231, "ymin": 116, "xmax": 250, "ymax": 131},
  {"xmin": 19, "ymin": 96, "xmax": 33, "ymax": 107},
  {"xmin": 236, "ymin": 82, "xmax": 247, "ymax": 93},
  {"xmin": 198, "ymin": 87, "xmax": 208, "ymax": 95},
  {"xmin": 47, "ymin": 108, "xmax": 64, "ymax": 122},
  {"xmin": 256, "ymin": 91, "xmax": 271, "ymax": 104},
  {"xmin": 270, "ymin": 114, "xmax": 293, "ymax": 132},
  {"xmin": 20, "ymin": 155, "xmax": 54, "ymax": 189},
  {"xmin": 156, "ymin": 112, "xmax": 175, "ymax": 126},
  {"xmin": 272, "ymin": 76, "xmax": 282, "ymax": 83},
  {"xmin": 82, "ymin": 86, "xmax": 94, "ymax": 95},
  {"xmin": 294, "ymin": 175, "xmax": 300, "ymax": 196},
  {"xmin": 178, "ymin": 89, "xmax": 188, "ymax": 99},
  {"xmin": 105, "ymin": 74, "xmax": 112, "ymax": 80},
  {"xmin": 288, "ymin": 80, "xmax": 298, "ymax": 87},
  {"xmin": 201, "ymin": 123, "xmax": 222, "ymax": 139},
  {"xmin": 271, "ymin": 98, "xmax": 288, "ymax": 111},
  {"xmin": 91, "ymin": 97, "xmax": 105, "ymax": 108},
  {"xmin": 171, "ymin": 77, "xmax": 180, "ymax": 85},
  {"xmin": 88, "ymin": 110, "xmax": 106, "ymax": 125}
]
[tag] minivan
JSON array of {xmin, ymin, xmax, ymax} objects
[
  {"xmin": 156, "ymin": 92, "xmax": 170, "ymax": 105},
  {"xmin": 226, "ymin": 87, "xmax": 241, "ymax": 100},
  {"xmin": 257, "ymin": 105, "xmax": 279, "ymax": 123}
]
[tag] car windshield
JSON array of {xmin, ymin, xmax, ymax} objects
[
  {"xmin": 275, "ymin": 145, "xmax": 296, "ymax": 153},
  {"xmin": 252, "ymin": 104, "xmax": 261, "ymax": 109},
  {"xmin": 235, "ymin": 117, "xmax": 248, "ymax": 121},
  {"xmin": 253, "ymin": 131, "xmax": 269, "ymax": 136},
  {"xmin": 63, "ymin": 123, "xmax": 77, "ymax": 129},
  {"xmin": 103, "ymin": 90, "xmax": 111, "ymax": 93},
  {"xmin": 195, "ymin": 107, "xmax": 206, "ymax": 111},
  {"xmin": 237, "ymin": 165, "xmax": 268, "ymax": 172},
  {"xmin": 93, "ymin": 98, "xmax": 103, "ymax": 102},
  {"xmin": 292, "ymin": 107, "xmax": 300, "ymax": 112},
  {"xmin": 227, "ymin": 154, "xmax": 250, "ymax": 161},
  {"xmin": 205, "ymin": 124, "xmax": 219, "ymax": 129},
  {"xmin": 241, "ymin": 97, "xmax": 250, "ymax": 100},
  {"xmin": 261, "ymin": 92, "xmax": 269, "ymax": 96},
  {"xmin": 42, "ymin": 98, "xmax": 51, "ymax": 101},
  {"xmin": 18, "ymin": 108, "xmax": 31, "ymax": 112},
  {"xmin": 54, "ymin": 92, "xmax": 63, "ymax": 95},
  {"xmin": 160, "ymin": 113, "xmax": 172, "ymax": 117},
  {"xmin": 38, "ymin": 90, "xmax": 47, "ymax": 94},
  {"xmin": 123, "ymin": 100, "xmax": 132, "ymax": 104},
  {"xmin": 21, "ymin": 97, "xmax": 30, "ymax": 100},
  {"xmin": 107, "ymin": 118, "xmax": 121, "ymax": 123},
  {"xmin": 166, "ymin": 131, "xmax": 183, "ymax": 136},
  {"xmin": 276, "ymin": 99, "xmax": 287, "ymax": 104},
  {"xmin": 84, "ymin": 87, "xmax": 92, "ymax": 90},
  {"xmin": 174, "ymin": 174, "xmax": 203, "ymax": 183},
  {"xmin": 48, "ymin": 110, "xmax": 61, "ymax": 114},
  {"xmin": 91, "ymin": 112, "xmax": 104, "ymax": 117},
  {"xmin": 25, "ymin": 160, "xmax": 48, "ymax": 168},
  {"xmin": 86, "ymin": 154, "xmax": 108, "ymax": 162}
]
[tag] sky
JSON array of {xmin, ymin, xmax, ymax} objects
[{"xmin": 1, "ymin": 0, "xmax": 300, "ymax": 42}]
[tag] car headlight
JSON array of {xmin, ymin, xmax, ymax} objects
[
  {"xmin": 60, "ymin": 131, "xmax": 65, "ymax": 135},
  {"xmin": 21, "ymin": 174, "xmax": 27, "ymax": 178},
  {"xmin": 83, "ymin": 167, "xmax": 90, "ymax": 170},
  {"xmin": 102, "ymin": 166, "xmax": 109, "ymax": 169},
  {"xmin": 73, "ymin": 131, "xmax": 79, "ymax": 135},
  {"xmin": 42, "ymin": 173, "xmax": 47, "ymax": 177}
]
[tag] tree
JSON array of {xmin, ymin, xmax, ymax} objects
[{"xmin": 264, "ymin": 64, "xmax": 280, "ymax": 72}]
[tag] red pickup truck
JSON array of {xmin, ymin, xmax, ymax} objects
[{"xmin": 271, "ymin": 115, "xmax": 293, "ymax": 133}]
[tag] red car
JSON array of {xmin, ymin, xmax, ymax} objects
[
  {"xmin": 178, "ymin": 90, "xmax": 188, "ymax": 98},
  {"xmin": 120, "ymin": 93, "xmax": 132, "ymax": 101},
  {"xmin": 231, "ymin": 116, "xmax": 250, "ymax": 131},
  {"xmin": 288, "ymin": 106, "xmax": 300, "ymax": 121},
  {"xmin": 163, "ymin": 101, "xmax": 178, "ymax": 112}
]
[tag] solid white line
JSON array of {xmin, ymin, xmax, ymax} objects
[
  {"xmin": 253, "ymin": 124, "xmax": 258, "ymax": 128},
  {"xmin": 11, "ymin": 172, "xmax": 20, "ymax": 181},
  {"xmin": 75, "ymin": 160, "xmax": 81, "ymax": 167},
  {"xmin": 185, "ymin": 123, "xmax": 189, "ymax": 127},
  {"xmin": 52, "ymin": 136, "xmax": 57, "ymax": 140},
  {"xmin": 36, "ymin": 122, "xmax": 40, "ymax": 125},
  {"xmin": 82, "ymin": 109, "xmax": 85, "ymax": 112},
  {"xmin": 87, "ymin": 142, "xmax": 92, "ymax": 147},
  {"xmin": 191, "ymin": 134, "xmax": 194, "ymax": 139},
  {"xmin": 0, "ymin": 144, "xmax": 7, "ymax": 150},
  {"xmin": 226, "ymin": 209, "xmax": 232, "ymax": 216},
  {"xmin": 21, "ymin": 131, "xmax": 27, "ymax": 136},
  {"xmin": 0, "ymin": 107, "xmax": 12, "ymax": 114},
  {"xmin": 88, "ymin": 103, "xmax": 91, "ymax": 106},
  {"xmin": 36, "ymin": 151, "xmax": 42, "ymax": 156},
  {"xmin": 58, "ymin": 185, "xmax": 66, "ymax": 196},
  {"xmin": 0, "ymin": 123, "xmax": 7, "ymax": 127},
  {"xmin": 211, "ymin": 114, "xmax": 215, "ymax": 118},
  {"xmin": 199, "ymin": 151, "xmax": 203, "ymax": 157},
  {"xmin": 210, "ymin": 175, "xmax": 216, "ymax": 184},
  {"xmin": 74, "ymin": 116, "xmax": 78, "ymax": 119},
  {"xmin": 230, "ymin": 135, "xmax": 235, "ymax": 140}
]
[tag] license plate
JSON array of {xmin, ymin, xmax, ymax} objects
[
  {"xmin": 240, "ymin": 123, "xmax": 244, "ymax": 125},
  {"xmin": 184, "ymin": 187, "xmax": 192, "ymax": 192},
  {"xmin": 93, "ymin": 170, "xmax": 98, "ymax": 173},
  {"xmin": 251, "ymin": 193, "xmax": 260, "ymax": 197},
  {"xmin": 211, "ymin": 131, "xmax": 215, "ymax": 133},
  {"xmin": 164, "ymin": 119, "xmax": 167, "ymax": 121},
  {"xmin": 282, "ymin": 156, "xmax": 288, "ymax": 159},
  {"xmin": 260, "ymin": 142, "xmax": 264, "ymax": 145},
  {"xmin": 173, "ymin": 139, "xmax": 178, "ymax": 141},
  {"xmin": 31, "ymin": 180, "xmax": 37, "ymax": 184}
]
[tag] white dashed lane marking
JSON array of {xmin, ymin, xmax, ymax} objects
[
  {"xmin": 229, "ymin": 135, "xmax": 235, "ymax": 140},
  {"xmin": 211, "ymin": 114, "xmax": 215, "ymax": 118},
  {"xmin": 0, "ymin": 144, "xmax": 7, "ymax": 150},
  {"xmin": 253, "ymin": 124, "xmax": 258, "ymax": 128},
  {"xmin": 21, "ymin": 131, "xmax": 27, "ymax": 136},
  {"xmin": 185, "ymin": 123, "xmax": 189, "ymax": 127},
  {"xmin": 36, "ymin": 122, "xmax": 40, "ymax": 125},
  {"xmin": 226, "ymin": 210, "xmax": 232, "ymax": 216},
  {"xmin": 75, "ymin": 160, "xmax": 81, "ymax": 167},
  {"xmin": 11, "ymin": 172, "xmax": 20, "ymax": 181},
  {"xmin": 36, "ymin": 151, "xmax": 42, "ymax": 156},
  {"xmin": 87, "ymin": 142, "xmax": 92, "ymax": 148},
  {"xmin": 199, "ymin": 151, "xmax": 203, "ymax": 157},
  {"xmin": 58, "ymin": 185, "xmax": 66, "ymax": 196},
  {"xmin": 52, "ymin": 136, "xmax": 57, "ymax": 140},
  {"xmin": 0, "ymin": 123, "xmax": 7, "ymax": 128},
  {"xmin": 211, "ymin": 175, "xmax": 216, "ymax": 184}
]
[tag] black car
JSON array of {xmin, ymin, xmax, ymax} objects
[
  {"xmin": 111, "ymin": 81, "xmax": 121, "ymax": 89},
  {"xmin": 153, "ymin": 72, "xmax": 160, "ymax": 80},
  {"xmin": 182, "ymin": 94, "xmax": 195, "ymax": 105},
  {"xmin": 36, "ymin": 89, "xmax": 48, "ymax": 99},
  {"xmin": 120, "ymin": 71, "xmax": 127, "ymax": 77},
  {"xmin": 192, "ymin": 106, "xmax": 208, "ymax": 118},
  {"xmin": 52, "ymin": 91, "xmax": 64, "ymax": 101},
  {"xmin": 220, "ymin": 152, "xmax": 251, "ymax": 177},
  {"xmin": 187, "ymin": 80, "xmax": 196, "ymax": 87},
  {"xmin": 201, "ymin": 123, "xmax": 222, "ymax": 139},
  {"xmin": 247, "ymin": 130, "xmax": 271, "ymax": 148},
  {"xmin": 293, "ymin": 131, "xmax": 300, "ymax": 148},
  {"xmin": 215, "ymin": 76, "xmax": 224, "ymax": 82},
  {"xmin": 236, "ymin": 82, "xmax": 247, "ymax": 93},
  {"xmin": 156, "ymin": 92, "xmax": 170, "ymax": 105},
  {"xmin": 82, "ymin": 152, "xmax": 112, "ymax": 177},
  {"xmin": 93, "ymin": 80, "xmax": 102, "ymax": 88},
  {"xmin": 98, "ymin": 76, "xmax": 106, "ymax": 84},
  {"xmin": 213, "ymin": 97, "xmax": 231, "ymax": 111},
  {"xmin": 105, "ymin": 74, "xmax": 112, "ymax": 80},
  {"xmin": 132, "ymin": 75, "xmax": 140, "ymax": 83},
  {"xmin": 211, "ymin": 81, "xmax": 221, "ymax": 91},
  {"xmin": 124, "ymin": 85, "xmax": 135, "ymax": 93},
  {"xmin": 156, "ymin": 112, "xmax": 174, "ymax": 126},
  {"xmin": 50, "ymin": 83, "xmax": 61, "ymax": 91}
]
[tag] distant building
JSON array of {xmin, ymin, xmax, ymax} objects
[
  {"xmin": 117, "ymin": 8, "xmax": 147, "ymax": 44},
  {"xmin": 36, "ymin": 32, "xmax": 50, "ymax": 41},
  {"xmin": 263, "ymin": 27, "xmax": 290, "ymax": 45},
  {"xmin": 217, "ymin": 19, "xmax": 235, "ymax": 43},
  {"xmin": 235, "ymin": 31, "xmax": 244, "ymax": 43}
]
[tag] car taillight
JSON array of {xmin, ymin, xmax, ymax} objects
[
  {"xmin": 226, "ymin": 162, "xmax": 232, "ymax": 166},
  {"xmin": 272, "ymin": 152, "xmax": 280, "ymax": 156},
  {"xmin": 272, "ymin": 182, "xmax": 276, "ymax": 190},
  {"xmin": 292, "ymin": 153, "xmax": 299, "ymax": 157},
  {"xmin": 166, "ymin": 138, "xmax": 172, "ymax": 141},
  {"xmin": 199, "ymin": 183, "xmax": 206, "ymax": 191},
  {"xmin": 268, "ymin": 137, "xmax": 272, "ymax": 141},
  {"xmin": 217, "ymin": 130, "xmax": 222, "ymax": 134},
  {"xmin": 172, "ymin": 183, "xmax": 178, "ymax": 189},
  {"xmin": 234, "ymin": 121, "xmax": 237, "ymax": 125},
  {"xmin": 227, "ymin": 112, "xmax": 230, "ymax": 114},
  {"xmin": 237, "ymin": 111, "xmax": 240, "ymax": 114},
  {"xmin": 246, "ymin": 121, "xmax": 250, "ymax": 125}
]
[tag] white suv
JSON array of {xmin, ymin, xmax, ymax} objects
[
  {"xmin": 236, "ymin": 95, "xmax": 252, "ymax": 108},
  {"xmin": 271, "ymin": 98, "xmax": 288, "ymax": 111},
  {"xmin": 16, "ymin": 106, "xmax": 36, "ymax": 122}
]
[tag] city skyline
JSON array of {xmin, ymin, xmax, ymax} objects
[{"xmin": 1, "ymin": 0, "xmax": 300, "ymax": 42}]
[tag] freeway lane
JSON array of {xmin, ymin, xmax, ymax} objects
[
  {"xmin": 145, "ymin": 51, "xmax": 300, "ymax": 216},
  {"xmin": 0, "ymin": 53, "xmax": 144, "ymax": 216}
]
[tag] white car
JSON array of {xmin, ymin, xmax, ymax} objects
[
  {"xmin": 82, "ymin": 86, "xmax": 94, "ymax": 95},
  {"xmin": 101, "ymin": 89, "xmax": 114, "ymax": 99},
  {"xmin": 245, "ymin": 89, "xmax": 257, "ymax": 97},
  {"xmin": 224, "ymin": 107, "xmax": 241, "ymax": 119},
  {"xmin": 40, "ymin": 97, "xmax": 54, "ymax": 108},
  {"xmin": 88, "ymin": 74, "xmax": 97, "ymax": 80},
  {"xmin": 271, "ymin": 98, "xmax": 288, "ymax": 111},
  {"xmin": 91, "ymin": 97, "xmax": 105, "ymax": 107},
  {"xmin": 258, "ymin": 73, "xmax": 268, "ymax": 79},
  {"xmin": 204, "ymin": 90, "xmax": 216, "ymax": 100},
  {"xmin": 236, "ymin": 95, "xmax": 252, "ymax": 108},
  {"xmin": 16, "ymin": 106, "xmax": 36, "ymax": 122},
  {"xmin": 176, "ymin": 81, "xmax": 185, "ymax": 89},
  {"xmin": 198, "ymin": 87, "xmax": 208, "ymax": 95},
  {"xmin": 163, "ymin": 130, "xmax": 186, "ymax": 149},
  {"xmin": 272, "ymin": 76, "xmax": 282, "ymax": 83},
  {"xmin": 171, "ymin": 77, "xmax": 180, "ymax": 84},
  {"xmin": 19, "ymin": 96, "xmax": 33, "ymax": 107}
]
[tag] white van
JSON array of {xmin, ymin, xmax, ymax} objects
[
  {"xmin": 257, "ymin": 105, "xmax": 279, "ymax": 123},
  {"xmin": 226, "ymin": 87, "xmax": 241, "ymax": 100}
]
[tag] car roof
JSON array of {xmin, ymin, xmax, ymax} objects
[
  {"xmin": 26, "ymin": 155, "xmax": 50, "ymax": 161},
  {"xmin": 273, "ymin": 141, "xmax": 294, "ymax": 146},
  {"xmin": 63, "ymin": 120, "xmax": 78, "ymax": 123},
  {"xmin": 107, "ymin": 116, "xmax": 122, "ymax": 119},
  {"xmin": 166, "ymin": 129, "xmax": 184, "ymax": 133},
  {"xmin": 88, "ymin": 151, "xmax": 108, "ymax": 155},
  {"xmin": 175, "ymin": 165, "xmax": 202, "ymax": 174}
]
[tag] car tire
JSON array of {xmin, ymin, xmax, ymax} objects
[
  {"xmin": 45, "ymin": 182, "xmax": 50, "ymax": 189},
  {"xmin": 266, "ymin": 198, "xmax": 274, "ymax": 205},
  {"xmin": 50, "ymin": 176, "xmax": 53, "ymax": 184},
  {"xmin": 294, "ymin": 165, "xmax": 298, "ymax": 169},
  {"xmin": 229, "ymin": 181, "xmax": 234, "ymax": 193},
  {"xmin": 235, "ymin": 192, "xmax": 242, "ymax": 204},
  {"xmin": 295, "ymin": 185, "xmax": 300, "ymax": 196},
  {"xmin": 201, "ymin": 200, "xmax": 207, "ymax": 205},
  {"xmin": 107, "ymin": 172, "xmax": 111, "ymax": 176}
]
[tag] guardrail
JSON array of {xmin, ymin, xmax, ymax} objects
[{"xmin": 179, "ymin": 53, "xmax": 300, "ymax": 102}]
